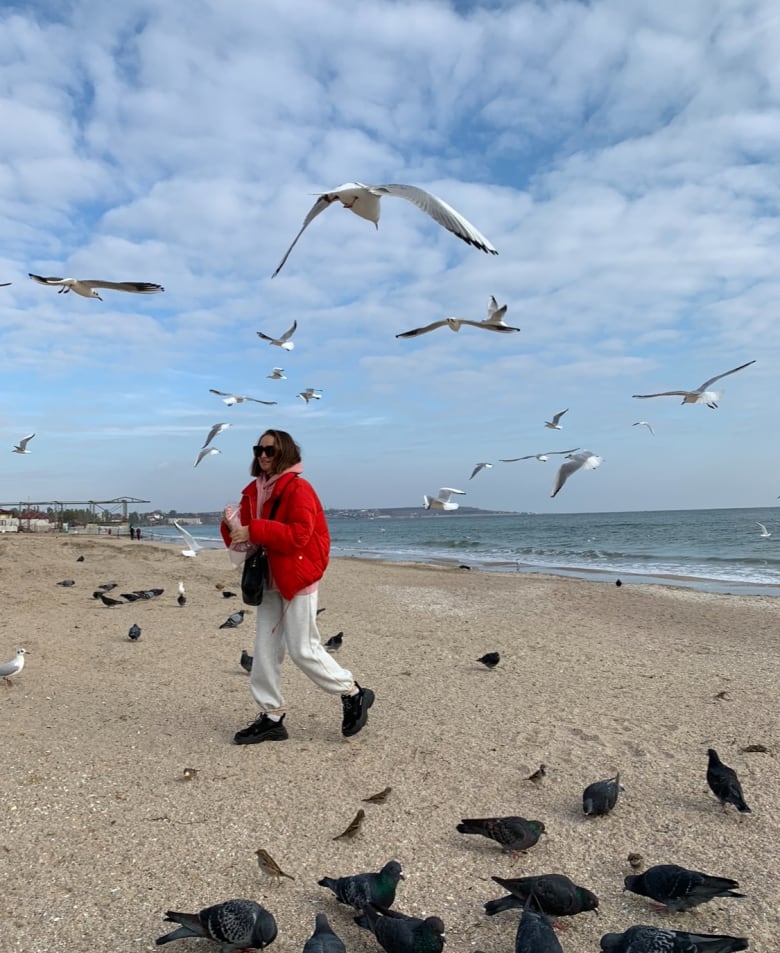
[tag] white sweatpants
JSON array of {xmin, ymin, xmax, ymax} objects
[{"xmin": 249, "ymin": 588, "xmax": 354, "ymax": 715}]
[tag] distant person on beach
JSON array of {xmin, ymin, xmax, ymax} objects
[
  {"xmin": 221, "ymin": 428, "xmax": 374, "ymax": 745},
  {"xmin": 136, "ymin": 527, "xmax": 142, "ymax": 541}
]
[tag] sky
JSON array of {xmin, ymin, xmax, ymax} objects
[{"xmin": 1, "ymin": 0, "xmax": 779, "ymax": 515}]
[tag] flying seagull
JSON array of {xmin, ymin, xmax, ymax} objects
[
  {"xmin": 273, "ymin": 181, "xmax": 498, "ymax": 277},
  {"xmin": 469, "ymin": 463, "xmax": 493, "ymax": 479},
  {"xmin": 551, "ymin": 450, "xmax": 603, "ymax": 498},
  {"xmin": 500, "ymin": 447, "xmax": 579, "ymax": 463},
  {"xmin": 29, "ymin": 273, "xmax": 164, "ymax": 300},
  {"xmin": 201, "ymin": 422, "xmax": 230, "ymax": 450},
  {"xmin": 545, "ymin": 409, "xmax": 568, "ymax": 430},
  {"xmin": 256, "ymin": 320, "xmax": 297, "ymax": 350},
  {"xmin": 633, "ymin": 421, "xmax": 655, "ymax": 435},
  {"xmin": 0, "ymin": 282, "xmax": 10, "ymax": 287},
  {"xmin": 0, "ymin": 648, "xmax": 28, "ymax": 686},
  {"xmin": 194, "ymin": 447, "xmax": 221, "ymax": 468},
  {"xmin": 756, "ymin": 521, "xmax": 771, "ymax": 538},
  {"xmin": 12, "ymin": 433, "xmax": 35, "ymax": 454},
  {"xmin": 267, "ymin": 367, "xmax": 286, "ymax": 380},
  {"xmin": 209, "ymin": 389, "xmax": 277, "ymax": 407},
  {"xmin": 298, "ymin": 388, "xmax": 322, "ymax": 404},
  {"xmin": 632, "ymin": 360, "xmax": 756, "ymax": 409},
  {"xmin": 396, "ymin": 296, "xmax": 519, "ymax": 338},
  {"xmin": 173, "ymin": 521, "xmax": 202, "ymax": 558},
  {"xmin": 423, "ymin": 487, "xmax": 466, "ymax": 511}
]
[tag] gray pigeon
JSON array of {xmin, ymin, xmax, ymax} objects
[
  {"xmin": 488, "ymin": 873, "xmax": 599, "ymax": 919},
  {"xmin": 706, "ymin": 749, "xmax": 751, "ymax": 813},
  {"xmin": 223, "ymin": 590, "xmax": 238, "ymax": 598},
  {"xmin": 303, "ymin": 914, "xmax": 346, "ymax": 953},
  {"xmin": 515, "ymin": 899, "xmax": 563, "ymax": 953},
  {"xmin": 353, "ymin": 906, "xmax": 445, "ymax": 953},
  {"xmin": 99, "ymin": 592, "xmax": 123, "ymax": 607},
  {"xmin": 456, "ymin": 816, "xmax": 545, "ymax": 854},
  {"xmin": 220, "ymin": 610, "xmax": 246, "ymax": 629},
  {"xmin": 324, "ymin": 631, "xmax": 344, "ymax": 652},
  {"xmin": 240, "ymin": 649, "xmax": 252, "ymax": 673},
  {"xmin": 624, "ymin": 864, "xmax": 745, "ymax": 912},
  {"xmin": 583, "ymin": 773, "xmax": 622, "ymax": 816},
  {"xmin": 128, "ymin": 624, "xmax": 141, "ymax": 642},
  {"xmin": 57, "ymin": 579, "xmax": 76, "ymax": 587},
  {"xmin": 600, "ymin": 925, "xmax": 749, "ymax": 953},
  {"xmin": 156, "ymin": 898, "xmax": 277, "ymax": 951},
  {"xmin": 318, "ymin": 859, "xmax": 404, "ymax": 911}
]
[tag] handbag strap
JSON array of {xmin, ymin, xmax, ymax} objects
[{"xmin": 251, "ymin": 475, "xmax": 296, "ymax": 521}]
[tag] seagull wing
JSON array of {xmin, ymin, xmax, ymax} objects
[
  {"xmin": 373, "ymin": 184, "xmax": 498, "ymax": 254},
  {"xmin": 486, "ymin": 295, "xmax": 500, "ymax": 317},
  {"xmin": 438, "ymin": 487, "xmax": 466, "ymax": 501},
  {"xmin": 0, "ymin": 282, "xmax": 11, "ymax": 287},
  {"xmin": 16, "ymin": 433, "xmax": 35, "ymax": 451},
  {"xmin": 632, "ymin": 390, "xmax": 689, "ymax": 399},
  {"xmin": 551, "ymin": 457, "xmax": 584, "ymax": 497},
  {"xmin": 272, "ymin": 194, "xmax": 336, "ymax": 277},
  {"xmin": 245, "ymin": 397, "xmax": 278, "ymax": 405},
  {"xmin": 499, "ymin": 456, "xmax": 535, "ymax": 462},
  {"xmin": 173, "ymin": 520, "xmax": 201, "ymax": 552},
  {"xmin": 551, "ymin": 409, "xmax": 568, "ymax": 425},
  {"xmin": 697, "ymin": 359, "xmax": 756, "ymax": 391},
  {"xmin": 202, "ymin": 423, "xmax": 228, "ymax": 449},
  {"xmin": 396, "ymin": 319, "xmax": 450, "ymax": 338},
  {"xmin": 757, "ymin": 522, "xmax": 769, "ymax": 533},
  {"xmin": 547, "ymin": 447, "xmax": 580, "ymax": 456},
  {"xmin": 279, "ymin": 320, "xmax": 297, "ymax": 342},
  {"xmin": 209, "ymin": 389, "xmax": 234, "ymax": 397},
  {"xmin": 29, "ymin": 273, "xmax": 68, "ymax": 286},
  {"xmin": 84, "ymin": 280, "xmax": 164, "ymax": 294},
  {"xmin": 469, "ymin": 463, "xmax": 492, "ymax": 479}
]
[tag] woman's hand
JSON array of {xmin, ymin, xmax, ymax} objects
[{"xmin": 230, "ymin": 525, "xmax": 250, "ymax": 544}]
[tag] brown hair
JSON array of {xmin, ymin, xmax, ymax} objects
[{"xmin": 251, "ymin": 429, "xmax": 302, "ymax": 477}]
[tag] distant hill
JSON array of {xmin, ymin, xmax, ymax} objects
[{"xmin": 324, "ymin": 506, "xmax": 525, "ymax": 519}]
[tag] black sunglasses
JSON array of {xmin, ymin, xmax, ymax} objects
[{"xmin": 253, "ymin": 444, "xmax": 277, "ymax": 457}]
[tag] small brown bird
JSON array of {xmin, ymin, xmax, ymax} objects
[
  {"xmin": 182, "ymin": 767, "xmax": 199, "ymax": 781},
  {"xmin": 627, "ymin": 852, "xmax": 644, "ymax": 870},
  {"xmin": 362, "ymin": 786, "xmax": 392, "ymax": 803},
  {"xmin": 215, "ymin": 582, "xmax": 226, "ymax": 590},
  {"xmin": 526, "ymin": 764, "xmax": 546, "ymax": 784},
  {"xmin": 333, "ymin": 809, "xmax": 365, "ymax": 841},
  {"xmin": 255, "ymin": 848, "xmax": 295, "ymax": 883}
]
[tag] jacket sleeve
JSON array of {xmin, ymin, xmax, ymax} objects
[{"xmin": 248, "ymin": 481, "xmax": 317, "ymax": 554}]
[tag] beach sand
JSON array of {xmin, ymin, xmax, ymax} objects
[{"xmin": 1, "ymin": 534, "xmax": 778, "ymax": 953}]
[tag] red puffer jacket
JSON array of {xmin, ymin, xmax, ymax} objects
[{"xmin": 220, "ymin": 473, "xmax": 330, "ymax": 600}]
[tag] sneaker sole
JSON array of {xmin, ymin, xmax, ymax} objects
[
  {"xmin": 342, "ymin": 688, "xmax": 375, "ymax": 737},
  {"xmin": 233, "ymin": 731, "xmax": 289, "ymax": 745}
]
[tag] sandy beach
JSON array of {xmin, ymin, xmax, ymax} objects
[{"xmin": 1, "ymin": 534, "xmax": 778, "ymax": 953}]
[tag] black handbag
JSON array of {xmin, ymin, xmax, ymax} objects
[{"xmin": 240, "ymin": 482, "xmax": 291, "ymax": 606}]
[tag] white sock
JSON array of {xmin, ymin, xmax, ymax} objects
[{"xmin": 266, "ymin": 713, "xmax": 282, "ymax": 722}]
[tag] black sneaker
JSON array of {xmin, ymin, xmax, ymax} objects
[
  {"xmin": 341, "ymin": 683, "xmax": 375, "ymax": 737},
  {"xmin": 233, "ymin": 713, "xmax": 288, "ymax": 745}
]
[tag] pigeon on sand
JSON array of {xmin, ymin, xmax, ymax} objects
[
  {"xmin": 209, "ymin": 389, "xmax": 277, "ymax": 407},
  {"xmin": 706, "ymin": 748, "xmax": 751, "ymax": 813},
  {"xmin": 632, "ymin": 360, "xmax": 755, "ymax": 409},
  {"xmin": 396, "ymin": 296, "xmax": 518, "ymax": 338},
  {"xmin": 257, "ymin": 320, "xmax": 297, "ymax": 350},
  {"xmin": 318, "ymin": 859, "xmax": 404, "ymax": 912},
  {"xmin": 12, "ymin": 433, "xmax": 35, "ymax": 454},
  {"xmin": 240, "ymin": 649, "xmax": 253, "ymax": 673},
  {"xmin": 29, "ymin": 273, "xmax": 163, "ymax": 300},
  {"xmin": 623, "ymin": 864, "xmax": 745, "ymax": 912},
  {"xmin": 155, "ymin": 898, "xmax": 277, "ymax": 950},
  {"xmin": 583, "ymin": 773, "xmax": 622, "ymax": 816},
  {"xmin": 456, "ymin": 816, "xmax": 545, "ymax": 854},
  {"xmin": 220, "ymin": 610, "xmax": 246, "ymax": 629},
  {"xmin": 0, "ymin": 648, "xmax": 28, "ymax": 686},
  {"xmin": 476, "ymin": 651, "xmax": 500, "ymax": 669},
  {"xmin": 514, "ymin": 898, "xmax": 563, "ymax": 953},
  {"xmin": 273, "ymin": 182, "xmax": 497, "ymax": 277},
  {"xmin": 177, "ymin": 581, "xmax": 186, "ymax": 607},
  {"xmin": 324, "ymin": 631, "xmax": 344, "ymax": 652},
  {"xmin": 488, "ymin": 873, "xmax": 599, "ymax": 919},
  {"xmin": 600, "ymin": 925, "xmax": 748, "ymax": 953},
  {"xmin": 303, "ymin": 914, "xmax": 346, "ymax": 953},
  {"xmin": 551, "ymin": 450, "xmax": 603, "ymax": 498},
  {"xmin": 128, "ymin": 624, "xmax": 141, "ymax": 641},
  {"xmin": 353, "ymin": 906, "xmax": 445, "ymax": 953}
]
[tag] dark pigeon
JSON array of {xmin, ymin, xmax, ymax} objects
[
  {"xmin": 220, "ymin": 610, "xmax": 246, "ymax": 629},
  {"xmin": 624, "ymin": 864, "xmax": 745, "ymax": 912},
  {"xmin": 324, "ymin": 631, "xmax": 344, "ymax": 652},
  {"xmin": 600, "ymin": 925, "xmax": 749, "ymax": 953},
  {"xmin": 583, "ymin": 773, "xmax": 622, "ymax": 816},
  {"xmin": 457, "ymin": 816, "xmax": 545, "ymax": 854},
  {"xmin": 76, "ymin": 555, "xmax": 85, "ymax": 562},
  {"xmin": 136, "ymin": 588, "xmax": 164, "ymax": 599},
  {"xmin": 222, "ymin": 590, "xmax": 238, "ymax": 598},
  {"xmin": 515, "ymin": 899, "xmax": 563, "ymax": 953},
  {"xmin": 99, "ymin": 592, "xmax": 123, "ymax": 607},
  {"xmin": 156, "ymin": 898, "xmax": 277, "ymax": 950},
  {"xmin": 128, "ymin": 624, "xmax": 141, "ymax": 642},
  {"xmin": 477, "ymin": 651, "xmax": 500, "ymax": 669},
  {"xmin": 353, "ymin": 906, "xmax": 445, "ymax": 953},
  {"xmin": 240, "ymin": 649, "xmax": 252, "ymax": 673},
  {"xmin": 706, "ymin": 748, "xmax": 751, "ymax": 813},
  {"xmin": 489, "ymin": 873, "xmax": 599, "ymax": 918},
  {"xmin": 303, "ymin": 913, "xmax": 346, "ymax": 953},
  {"xmin": 318, "ymin": 859, "xmax": 404, "ymax": 911},
  {"xmin": 615, "ymin": 579, "xmax": 622, "ymax": 587},
  {"xmin": 121, "ymin": 592, "xmax": 142, "ymax": 602},
  {"xmin": 98, "ymin": 583, "xmax": 118, "ymax": 591},
  {"xmin": 57, "ymin": 579, "xmax": 76, "ymax": 587}
]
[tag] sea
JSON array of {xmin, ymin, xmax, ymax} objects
[{"xmin": 145, "ymin": 507, "xmax": 780, "ymax": 597}]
